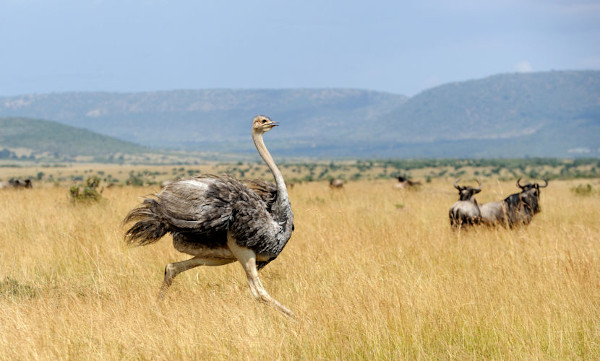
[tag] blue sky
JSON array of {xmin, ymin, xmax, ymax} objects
[{"xmin": 0, "ymin": 0, "xmax": 598, "ymax": 97}]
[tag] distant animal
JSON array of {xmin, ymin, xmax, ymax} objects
[
  {"xmin": 329, "ymin": 178, "xmax": 344, "ymax": 189},
  {"xmin": 394, "ymin": 176, "xmax": 421, "ymax": 189},
  {"xmin": 0, "ymin": 179, "xmax": 32, "ymax": 189},
  {"xmin": 449, "ymin": 179, "xmax": 482, "ymax": 228},
  {"xmin": 124, "ymin": 115, "xmax": 295, "ymax": 317},
  {"xmin": 480, "ymin": 178, "xmax": 548, "ymax": 227}
]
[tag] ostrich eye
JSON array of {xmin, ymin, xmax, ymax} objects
[{"xmin": 262, "ymin": 119, "xmax": 268, "ymax": 123}]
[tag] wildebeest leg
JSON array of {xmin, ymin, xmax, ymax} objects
[
  {"xmin": 227, "ymin": 234, "xmax": 295, "ymax": 318},
  {"xmin": 159, "ymin": 257, "xmax": 234, "ymax": 299}
]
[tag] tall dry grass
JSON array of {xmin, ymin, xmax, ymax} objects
[{"xmin": 0, "ymin": 178, "xmax": 599, "ymax": 360}]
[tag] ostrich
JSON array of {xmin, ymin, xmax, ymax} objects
[{"xmin": 123, "ymin": 115, "xmax": 295, "ymax": 317}]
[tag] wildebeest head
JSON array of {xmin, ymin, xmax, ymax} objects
[
  {"xmin": 454, "ymin": 178, "xmax": 482, "ymax": 201},
  {"xmin": 517, "ymin": 178, "xmax": 548, "ymax": 192},
  {"xmin": 514, "ymin": 178, "xmax": 548, "ymax": 214}
]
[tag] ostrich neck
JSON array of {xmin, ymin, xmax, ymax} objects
[
  {"xmin": 253, "ymin": 129, "xmax": 294, "ymax": 250},
  {"xmin": 252, "ymin": 131, "xmax": 289, "ymax": 202}
]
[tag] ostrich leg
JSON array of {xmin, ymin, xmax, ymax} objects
[
  {"xmin": 227, "ymin": 235, "xmax": 295, "ymax": 318},
  {"xmin": 159, "ymin": 257, "xmax": 234, "ymax": 299}
]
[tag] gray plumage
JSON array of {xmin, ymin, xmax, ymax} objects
[
  {"xmin": 124, "ymin": 175, "xmax": 288, "ymax": 268},
  {"xmin": 123, "ymin": 115, "xmax": 295, "ymax": 317}
]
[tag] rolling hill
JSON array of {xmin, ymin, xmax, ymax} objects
[
  {"xmin": 374, "ymin": 70, "xmax": 600, "ymax": 157},
  {"xmin": 0, "ymin": 117, "xmax": 149, "ymax": 160},
  {"xmin": 0, "ymin": 70, "xmax": 598, "ymax": 158}
]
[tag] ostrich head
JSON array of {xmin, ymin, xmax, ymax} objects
[{"xmin": 252, "ymin": 115, "xmax": 278, "ymax": 134}]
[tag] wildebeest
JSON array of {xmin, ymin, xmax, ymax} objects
[
  {"xmin": 329, "ymin": 178, "xmax": 344, "ymax": 189},
  {"xmin": 0, "ymin": 179, "xmax": 32, "ymax": 189},
  {"xmin": 480, "ymin": 178, "xmax": 548, "ymax": 227},
  {"xmin": 449, "ymin": 179, "xmax": 482, "ymax": 228},
  {"xmin": 394, "ymin": 176, "xmax": 421, "ymax": 190}
]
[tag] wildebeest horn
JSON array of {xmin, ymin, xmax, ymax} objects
[
  {"xmin": 474, "ymin": 179, "xmax": 482, "ymax": 191},
  {"xmin": 454, "ymin": 178, "xmax": 461, "ymax": 190},
  {"xmin": 539, "ymin": 179, "xmax": 548, "ymax": 188},
  {"xmin": 517, "ymin": 177, "xmax": 525, "ymax": 189}
]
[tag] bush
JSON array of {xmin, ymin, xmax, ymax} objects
[
  {"xmin": 570, "ymin": 184, "xmax": 594, "ymax": 196},
  {"xmin": 70, "ymin": 176, "xmax": 102, "ymax": 202},
  {"xmin": 0, "ymin": 277, "xmax": 37, "ymax": 299},
  {"xmin": 126, "ymin": 174, "xmax": 144, "ymax": 186}
]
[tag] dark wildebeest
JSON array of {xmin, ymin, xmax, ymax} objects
[
  {"xmin": 394, "ymin": 176, "xmax": 421, "ymax": 190},
  {"xmin": 449, "ymin": 179, "xmax": 482, "ymax": 228},
  {"xmin": 0, "ymin": 179, "xmax": 33, "ymax": 189},
  {"xmin": 480, "ymin": 178, "xmax": 548, "ymax": 227}
]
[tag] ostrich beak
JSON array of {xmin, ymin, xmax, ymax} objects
[
  {"xmin": 260, "ymin": 120, "xmax": 278, "ymax": 132},
  {"xmin": 264, "ymin": 121, "xmax": 279, "ymax": 130}
]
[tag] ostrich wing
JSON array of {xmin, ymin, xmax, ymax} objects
[
  {"xmin": 124, "ymin": 174, "xmax": 290, "ymax": 264},
  {"xmin": 158, "ymin": 176, "xmax": 263, "ymax": 229},
  {"xmin": 157, "ymin": 175, "xmax": 284, "ymax": 253},
  {"xmin": 244, "ymin": 179, "xmax": 277, "ymax": 212},
  {"xmin": 244, "ymin": 179, "xmax": 294, "ymax": 232}
]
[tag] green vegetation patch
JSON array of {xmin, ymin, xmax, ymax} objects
[
  {"xmin": 570, "ymin": 184, "xmax": 595, "ymax": 196},
  {"xmin": 0, "ymin": 277, "xmax": 38, "ymax": 300},
  {"xmin": 69, "ymin": 176, "xmax": 103, "ymax": 202},
  {"xmin": 0, "ymin": 117, "xmax": 148, "ymax": 159}
]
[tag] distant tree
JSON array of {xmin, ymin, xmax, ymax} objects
[{"xmin": 0, "ymin": 148, "xmax": 15, "ymax": 159}]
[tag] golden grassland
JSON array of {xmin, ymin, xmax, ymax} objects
[{"xmin": 1, "ymin": 175, "xmax": 599, "ymax": 360}]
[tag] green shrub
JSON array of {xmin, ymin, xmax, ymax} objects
[
  {"xmin": 570, "ymin": 184, "xmax": 594, "ymax": 196},
  {"xmin": 0, "ymin": 277, "xmax": 37, "ymax": 299},
  {"xmin": 126, "ymin": 174, "xmax": 144, "ymax": 186},
  {"xmin": 70, "ymin": 176, "xmax": 102, "ymax": 202}
]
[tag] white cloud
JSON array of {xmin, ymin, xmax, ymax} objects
[{"xmin": 515, "ymin": 61, "xmax": 533, "ymax": 73}]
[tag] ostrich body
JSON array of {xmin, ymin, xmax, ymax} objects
[{"xmin": 124, "ymin": 115, "xmax": 295, "ymax": 317}]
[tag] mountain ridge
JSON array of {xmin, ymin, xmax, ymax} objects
[{"xmin": 0, "ymin": 70, "xmax": 598, "ymax": 158}]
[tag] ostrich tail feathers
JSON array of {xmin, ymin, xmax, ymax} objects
[{"xmin": 123, "ymin": 198, "xmax": 168, "ymax": 246}]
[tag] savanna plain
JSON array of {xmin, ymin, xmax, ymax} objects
[{"xmin": 1, "ymin": 164, "xmax": 599, "ymax": 360}]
